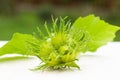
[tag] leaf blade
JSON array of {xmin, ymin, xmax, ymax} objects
[
  {"xmin": 73, "ymin": 15, "xmax": 120, "ymax": 52},
  {"xmin": 0, "ymin": 33, "xmax": 36, "ymax": 55}
]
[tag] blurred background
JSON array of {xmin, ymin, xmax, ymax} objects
[{"xmin": 0, "ymin": 0, "xmax": 120, "ymax": 41}]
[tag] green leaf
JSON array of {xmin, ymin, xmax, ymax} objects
[
  {"xmin": 73, "ymin": 15, "xmax": 120, "ymax": 52},
  {"xmin": 0, "ymin": 33, "xmax": 35, "ymax": 55}
]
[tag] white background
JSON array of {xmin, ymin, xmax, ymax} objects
[{"xmin": 0, "ymin": 41, "xmax": 120, "ymax": 80}]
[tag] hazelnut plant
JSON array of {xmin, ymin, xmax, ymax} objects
[{"xmin": 0, "ymin": 15, "xmax": 119, "ymax": 70}]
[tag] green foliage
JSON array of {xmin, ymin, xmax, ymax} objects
[
  {"xmin": 0, "ymin": 33, "xmax": 38, "ymax": 55},
  {"xmin": 0, "ymin": 12, "xmax": 40, "ymax": 40},
  {"xmin": 0, "ymin": 15, "xmax": 119, "ymax": 70},
  {"xmin": 73, "ymin": 15, "xmax": 120, "ymax": 51}
]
